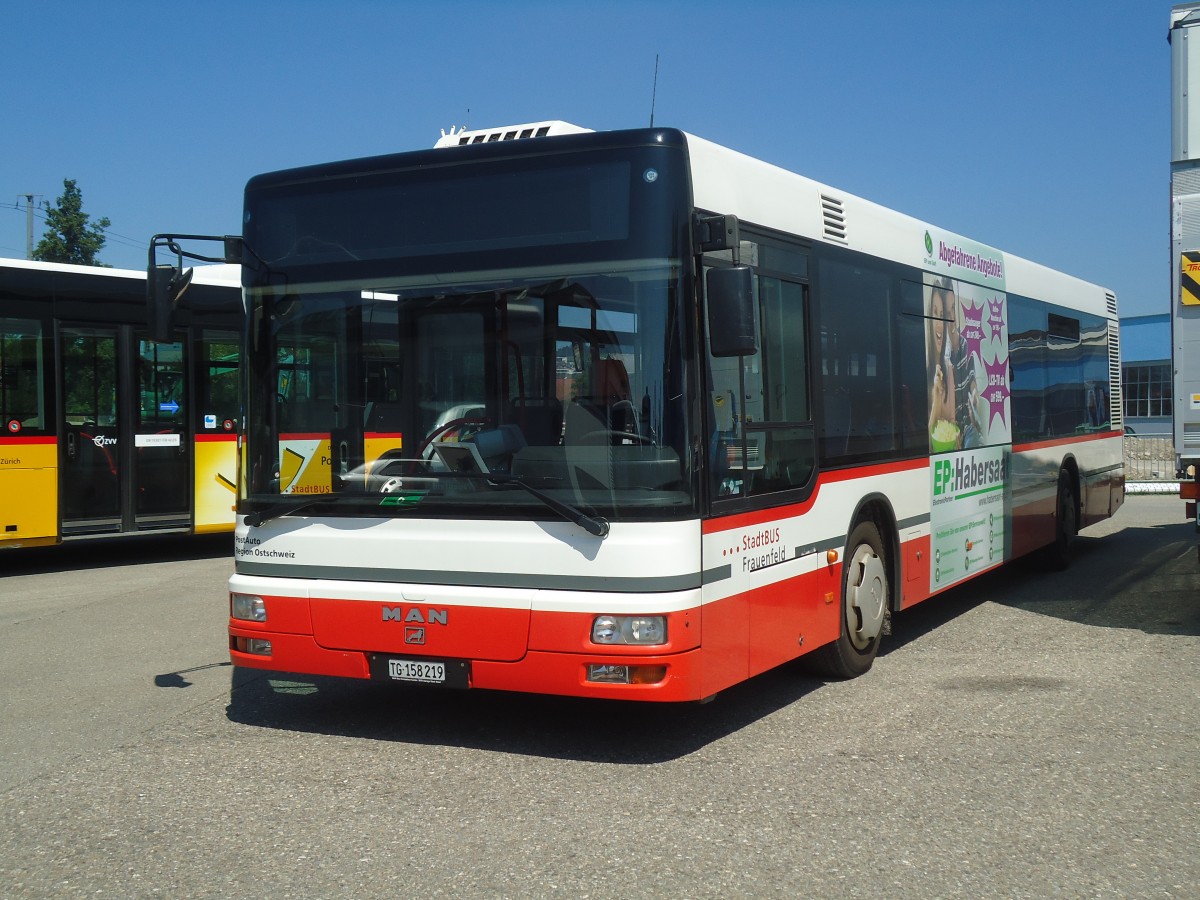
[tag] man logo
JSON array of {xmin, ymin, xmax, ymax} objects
[
  {"xmin": 405, "ymin": 626, "xmax": 426, "ymax": 645},
  {"xmin": 381, "ymin": 606, "xmax": 448, "ymax": 625},
  {"xmin": 933, "ymin": 459, "xmax": 954, "ymax": 496}
]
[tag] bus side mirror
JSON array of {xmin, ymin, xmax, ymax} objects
[
  {"xmin": 707, "ymin": 266, "xmax": 756, "ymax": 357},
  {"xmin": 147, "ymin": 264, "xmax": 193, "ymax": 343},
  {"xmin": 146, "ymin": 233, "xmax": 244, "ymax": 343}
]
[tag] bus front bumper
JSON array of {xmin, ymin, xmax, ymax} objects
[{"xmin": 229, "ymin": 627, "xmax": 705, "ymax": 702}]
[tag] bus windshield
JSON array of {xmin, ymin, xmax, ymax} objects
[
  {"xmin": 242, "ymin": 261, "xmax": 695, "ymax": 524},
  {"xmin": 239, "ymin": 134, "xmax": 697, "ymax": 527}
]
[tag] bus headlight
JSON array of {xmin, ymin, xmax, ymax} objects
[
  {"xmin": 591, "ymin": 615, "xmax": 666, "ymax": 646},
  {"xmin": 231, "ymin": 592, "xmax": 267, "ymax": 622}
]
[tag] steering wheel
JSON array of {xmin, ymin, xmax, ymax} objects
[{"xmin": 414, "ymin": 416, "xmax": 491, "ymax": 459}]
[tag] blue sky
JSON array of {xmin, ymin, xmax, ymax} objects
[{"xmin": 0, "ymin": 1, "xmax": 1170, "ymax": 315}]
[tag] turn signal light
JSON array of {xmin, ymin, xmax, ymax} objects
[{"xmin": 629, "ymin": 665, "xmax": 668, "ymax": 685}]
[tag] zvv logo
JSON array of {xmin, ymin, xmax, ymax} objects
[{"xmin": 933, "ymin": 459, "xmax": 954, "ymax": 496}]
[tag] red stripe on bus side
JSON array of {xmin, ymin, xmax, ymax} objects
[
  {"xmin": 702, "ymin": 457, "xmax": 927, "ymax": 534},
  {"xmin": 0, "ymin": 435, "xmax": 56, "ymax": 445},
  {"xmin": 1013, "ymin": 431, "xmax": 1122, "ymax": 453}
]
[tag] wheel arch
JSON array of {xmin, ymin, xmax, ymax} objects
[{"xmin": 847, "ymin": 492, "xmax": 901, "ymax": 612}]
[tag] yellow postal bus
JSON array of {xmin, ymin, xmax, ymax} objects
[{"xmin": 0, "ymin": 258, "xmax": 241, "ymax": 548}]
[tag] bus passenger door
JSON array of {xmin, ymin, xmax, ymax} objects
[
  {"xmin": 59, "ymin": 326, "xmax": 122, "ymax": 534},
  {"xmin": 133, "ymin": 334, "xmax": 190, "ymax": 528},
  {"xmin": 59, "ymin": 326, "xmax": 193, "ymax": 536}
]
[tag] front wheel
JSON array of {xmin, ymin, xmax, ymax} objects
[{"xmin": 808, "ymin": 519, "xmax": 890, "ymax": 679}]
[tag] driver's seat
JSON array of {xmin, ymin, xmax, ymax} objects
[{"xmin": 564, "ymin": 358, "xmax": 633, "ymax": 445}]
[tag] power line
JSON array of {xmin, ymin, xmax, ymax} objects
[{"xmin": 1, "ymin": 199, "xmax": 148, "ymax": 252}]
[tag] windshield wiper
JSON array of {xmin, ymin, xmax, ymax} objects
[
  {"xmin": 243, "ymin": 495, "xmax": 367, "ymax": 528},
  {"xmin": 244, "ymin": 473, "xmax": 609, "ymax": 537},
  {"xmin": 485, "ymin": 473, "xmax": 610, "ymax": 538}
]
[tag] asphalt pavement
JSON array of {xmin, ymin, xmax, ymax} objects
[{"xmin": 0, "ymin": 499, "xmax": 1196, "ymax": 898}]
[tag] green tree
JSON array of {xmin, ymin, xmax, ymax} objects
[{"xmin": 33, "ymin": 179, "xmax": 111, "ymax": 266}]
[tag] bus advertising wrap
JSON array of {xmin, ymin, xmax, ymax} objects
[
  {"xmin": 924, "ymin": 269, "xmax": 1012, "ymax": 591},
  {"xmin": 930, "ymin": 445, "xmax": 1011, "ymax": 590}
]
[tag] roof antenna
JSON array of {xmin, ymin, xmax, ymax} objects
[{"xmin": 649, "ymin": 54, "xmax": 659, "ymax": 127}]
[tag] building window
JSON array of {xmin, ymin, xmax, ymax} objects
[{"xmin": 1122, "ymin": 363, "xmax": 1172, "ymax": 418}]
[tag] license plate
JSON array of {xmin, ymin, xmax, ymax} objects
[
  {"xmin": 389, "ymin": 659, "xmax": 444, "ymax": 683},
  {"xmin": 370, "ymin": 655, "xmax": 469, "ymax": 688}
]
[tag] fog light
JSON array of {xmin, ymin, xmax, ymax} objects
[
  {"xmin": 586, "ymin": 664, "xmax": 667, "ymax": 685},
  {"xmin": 587, "ymin": 664, "xmax": 630, "ymax": 684},
  {"xmin": 591, "ymin": 615, "xmax": 666, "ymax": 645},
  {"xmin": 231, "ymin": 592, "xmax": 267, "ymax": 622},
  {"xmin": 234, "ymin": 636, "xmax": 272, "ymax": 656}
]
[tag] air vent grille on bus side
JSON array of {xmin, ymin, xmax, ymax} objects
[
  {"xmin": 821, "ymin": 194, "xmax": 847, "ymax": 243},
  {"xmin": 1185, "ymin": 423, "xmax": 1200, "ymax": 450},
  {"xmin": 1108, "ymin": 328, "xmax": 1123, "ymax": 430}
]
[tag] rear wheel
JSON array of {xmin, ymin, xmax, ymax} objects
[
  {"xmin": 809, "ymin": 519, "xmax": 890, "ymax": 679},
  {"xmin": 1044, "ymin": 469, "xmax": 1077, "ymax": 571}
]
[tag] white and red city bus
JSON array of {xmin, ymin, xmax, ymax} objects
[{"xmin": 204, "ymin": 122, "xmax": 1121, "ymax": 701}]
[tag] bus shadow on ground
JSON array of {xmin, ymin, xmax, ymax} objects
[
  {"xmin": 988, "ymin": 520, "xmax": 1200, "ymax": 638},
  {"xmin": 223, "ymin": 588, "xmax": 987, "ymax": 763},
  {"xmin": 0, "ymin": 534, "xmax": 233, "ymax": 577},
  {"xmin": 881, "ymin": 503, "xmax": 1200, "ymax": 645},
  {"xmin": 225, "ymin": 664, "xmax": 822, "ymax": 763}
]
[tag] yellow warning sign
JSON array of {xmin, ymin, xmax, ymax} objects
[{"xmin": 1182, "ymin": 252, "xmax": 1200, "ymax": 305}]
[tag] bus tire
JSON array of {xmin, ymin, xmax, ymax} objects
[
  {"xmin": 1045, "ymin": 468, "xmax": 1077, "ymax": 571},
  {"xmin": 809, "ymin": 519, "xmax": 889, "ymax": 679}
]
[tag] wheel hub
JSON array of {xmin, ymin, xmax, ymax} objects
[{"xmin": 846, "ymin": 545, "xmax": 886, "ymax": 651}]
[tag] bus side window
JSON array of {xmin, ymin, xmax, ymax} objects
[
  {"xmin": 1009, "ymin": 296, "xmax": 1047, "ymax": 441},
  {"xmin": 745, "ymin": 275, "xmax": 815, "ymax": 496},
  {"xmin": 197, "ymin": 331, "xmax": 239, "ymax": 433},
  {"xmin": 816, "ymin": 259, "xmax": 897, "ymax": 463},
  {"xmin": 897, "ymin": 280, "xmax": 928, "ymax": 452},
  {"xmin": 0, "ymin": 318, "xmax": 45, "ymax": 432},
  {"xmin": 706, "ymin": 257, "xmax": 816, "ymax": 501}
]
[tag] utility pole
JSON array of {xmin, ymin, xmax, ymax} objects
[{"xmin": 21, "ymin": 194, "xmax": 35, "ymax": 259}]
